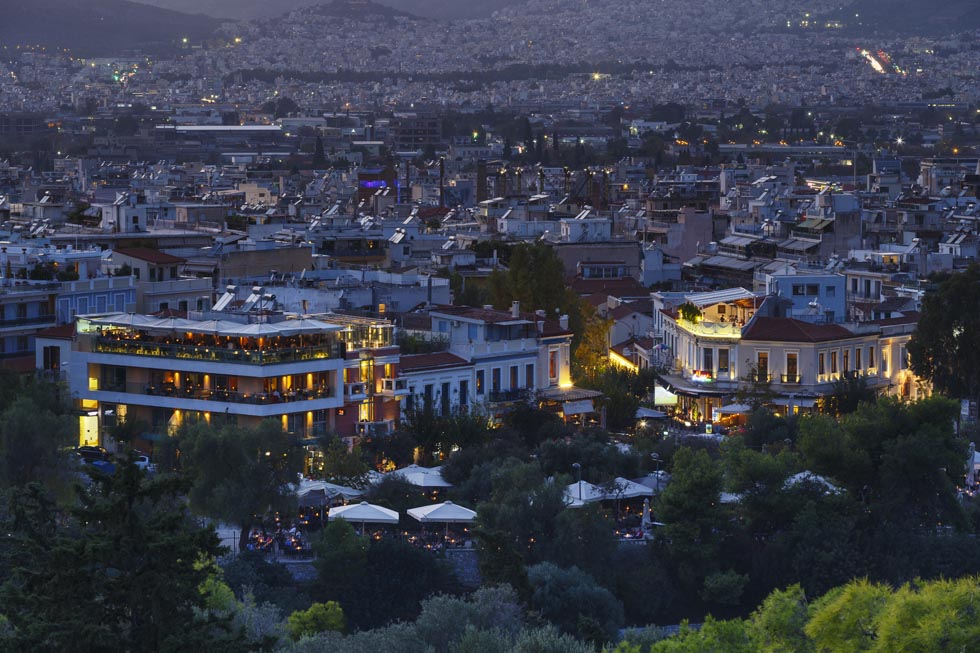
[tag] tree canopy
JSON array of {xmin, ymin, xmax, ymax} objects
[
  {"xmin": 0, "ymin": 461, "xmax": 238, "ymax": 651},
  {"xmin": 909, "ymin": 264, "xmax": 980, "ymax": 401},
  {"xmin": 179, "ymin": 419, "xmax": 303, "ymax": 551}
]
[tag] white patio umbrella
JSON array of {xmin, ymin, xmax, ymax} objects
[
  {"xmin": 328, "ymin": 501, "xmax": 399, "ymax": 535},
  {"xmin": 563, "ymin": 480, "xmax": 606, "ymax": 507},
  {"xmin": 606, "ymin": 477, "xmax": 655, "ymax": 500},
  {"xmin": 389, "ymin": 464, "xmax": 453, "ymax": 488},
  {"xmin": 407, "ymin": 501, "xmax": 477, "ymax": 536}
]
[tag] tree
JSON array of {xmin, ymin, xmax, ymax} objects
[
  {"xmin": 262, "ymin": 97, "xmax": 300, "ymax": 119},
  {"xmin": 287, "ymin": 602, "xmax": 345, "ymax": 640},
  {"xmin": 750, "ymin": 584, "xmax": 812, "ymax": 653},
  {"xmin": 804, "ymin": 579, "xmax": 891, "ymax": 652},
  {"xmin": 0, "ymin": 395, "xmax": 72, "ymax": 490},
  {"xmin": 526, "ymin": 563, "xmax": 624, "ymax": 645},
  {"xmin": 826, "ymin": 375, "xmax": 877, "ymax": 416},
  {"xmin": 572, "ymin": 303, "xmax": 611, "ymax": 383},
  {"xmin": 316, "ymin": 437, "xmax": 368, "ymax": 487},
  {"xmin": 474, "ymin": 459, "xmax": 566, "ymax": 564},
  {"xmin": 908, "ymin": 264, "xmax": 980, "ymax": 402},
  {"xmin": 312, "ymin": 134, "xmax": 327, "ymax": 168},
  {"xmin": 657, "ymin": 448, "xmax": 726, "ymax": 566},
  {"xmin": 872, "ymin": 576, "xmax": 980, "ymax": 653},
  {"xmin": 180, "ymin": 420, "xmax": 303, "ymax": 552},
  {"xmin": 311, "ymin": 521, "xmax": 452, "ymax": 630},
  {"xmin": 412, "ymin": 586, "xmax": 525, "ymax": 652},
  {"xmin": 0, "ymin": 461, "xmax": 238, "ymax": 651},
  {"xmin": 485, "ymin": 243, "xmax": 579, "ymax": 335}
]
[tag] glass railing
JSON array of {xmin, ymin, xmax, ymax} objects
[
  {"xmin": 99, "ymin": 381, "xmax": 334, "ymax": 405},
  {"xmin": 93, "ymin": 336, "xmax": 342, "ymax": 364},
  {"xmin": 489, "ymin": 388, "xmax": 531, "ymax": 403},
  {"xmin": 0, "ymin": 314, "xmax": 56, "ymax": 328}
]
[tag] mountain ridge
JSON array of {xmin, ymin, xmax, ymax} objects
[
  {"xmin": 130, "ymin": 0, "xmax": 519, "ymax": 20},
  {"xmin": 0, "ymin": 0, "xmax": 221, "ymax": 56}
]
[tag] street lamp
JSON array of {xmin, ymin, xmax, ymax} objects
[{"xmin": 572, "ymin": 462, "xmax": 582, "ymax": 501}]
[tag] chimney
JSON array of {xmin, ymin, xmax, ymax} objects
[
  {"xmin": 559, "ymin": 314, "xmax": 569, "ymax": 330},
  {"xmin": 511, "ymin": 301, "xmax": 520, "ymax": 318}
]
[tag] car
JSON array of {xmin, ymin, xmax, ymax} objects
[
  {"xmin": 134, "ymin": 455, "xmax": 157, "ymax": 473},
  {"xmin": 87, "ymin": 459, "xmax": 116, "ymax": 475},
  {"xmin": 76, "ymin": 445, "xmax": 109, "ymax": 463}
]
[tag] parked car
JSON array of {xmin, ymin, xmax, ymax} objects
[
  {"xmin": 134, "ymin": 455, "xmax": 157, "ymax": 473},
  {"xmin": 76, "ymin": 445, "xmax": 109, "ymax": 463}
]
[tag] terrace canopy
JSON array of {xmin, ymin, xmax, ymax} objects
[{"xmin": 328, "ymin": 501, "xmax": 399, "ymax": 534}]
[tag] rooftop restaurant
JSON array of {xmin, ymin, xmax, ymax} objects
[{"xmin": 78, "ymin": 312, "xmax": 393, "ymax": 365}]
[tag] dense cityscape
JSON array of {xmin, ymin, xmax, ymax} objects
[{"xmin": 2, "ymin": 0, "xmax": 980, "ymax": 651}]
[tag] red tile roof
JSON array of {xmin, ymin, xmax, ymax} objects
[
  {"xmin": 399, "ymin": 352, "xmax": 472, "ymax": 373},
  {"xmin": 570, "ymin": 277, "xmax": 648, "ymax": 297},
  {"xmin": 114, "ymin": 247, "xmax": 186, "ymax": 265},
  {"xmin": 870, "ymin": 311, "xmax": 920, "ymax": 327},
  {"xmin": 742, "ymin": 316, "xmax": 857, "ymax": 343},
  {"xmin": 609, "ymin": 300, "xmax": 653, "ymax": 320},
  {"xmin": 430, "ymin": 305, "xmax": 530, "ymax": 324}
]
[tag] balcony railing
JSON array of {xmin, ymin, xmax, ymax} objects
[
  {"xmin": 344, "ymin": 382, "xmax": 367, "ymax": 399},
  {"xmin": 98, "ymin": 381, "xmax": 333, "ymax": 405},
  {"xmin": 356, "ymin": 420, "xmax": 394, "ymax": 436},
  {"xmin": 675, "ymin": 318, "xmax": 743, "ymax": 339},
  {"xmin": 0, "ymin": 314, "xmax": 56, "ymax": 328},
  {"xmin": 93, "ymin": 336, "xmax": 341, "ymax": 365},
  {"xmin": 380, "ymin": 378, "xmax": 409, "ymax": 396},
  {"xmin": 748, "ymin": 372, "xmax": 771, "ymax": 383},
  {"xmin": 781, "ymin": 374, "xmax": 801, "ymax": 384},
  {"xmin": 489, "ymin": 388, "xmax": 531, "ymax": 403}
]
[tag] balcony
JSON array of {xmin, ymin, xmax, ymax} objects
[
  {"xmin": 379, "ymin": 378, "xmax": 409, "ymax": 397},
  {"xmin": 488, "ymin": 388, "xmax": 531, "ymax": 403},
  {"xmin": 0, "ymin": 314, "xmax": 56, "ymax": 329},
  {"xmin": 781, "ymin": 374, "xmax": 801, "ymax": 384},
  {"xmin": 345, "ymin": 382, "xmax": 367, "ymax": 400},
  {"xmin": 747, "ymin": 371, "xmax": 771, "ymax": 383},
  {"xmin": 675, "ymin": 318, "xmax": 742, "ymax": 339},
  {"xmin": 93, "ymin": 336, "xmax": 341, "ymax": 365},
  {"xmin": 356, "ymin": 420, "xmax": 394, "ymax": 436},
  {"xmin": 100, "ymin": 381, "xmax": 334, "ymax": 406}
]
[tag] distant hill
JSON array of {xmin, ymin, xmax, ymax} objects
[
  {"xmin": 0, "ymin": 0, "xmax": 221, "ymax": 55},
  {"xmin": 826, "ymin": 0, "xmax": 980, "ymax": 35},
  {"xmin": 311, "ymin": 0, "xmax": 422, "ymax": 20},
  {"xmin": 132, "ymin": 0, "xmax": 518, "ymax": 20}
]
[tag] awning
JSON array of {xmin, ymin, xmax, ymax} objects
[
  {"xmin": 716, "ymin": 403, "xmax": 752, "ymax": 415},
  {"xmin": 770, "ymin": 397, "xmax": 817, "ymax": 408},
  {"xmin": 636, "ymin": 407, "xmax": 667, "ymax": 419},
  {"xmin": 563, "ymin": 399, "xmax": 595, "ymax": 416},
  {"xmin": 653, "ymin": 385, "xmax": 678, "ymax": 406}
]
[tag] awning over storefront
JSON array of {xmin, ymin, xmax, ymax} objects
[
  {"xmin": 660, "ymin": 374, "xmax": 732, "ymax": 397},
  {"xmin": 770, "ymin": 397, "xmax": 817, "ymax": 408},
  {"xmin": 563, "ymin": 399, "xmax": 595, "ymax": 416},
  {"xmin": 653, "ymin": 385, "xmax": 678, "ymax": 406},
  {"xmin": 716, "ymin": 403, "xmax": 752, "ymax": 415},
  {"xmin": 636, "ymin": 407, "xmax": 667, "ymax": 419}
]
